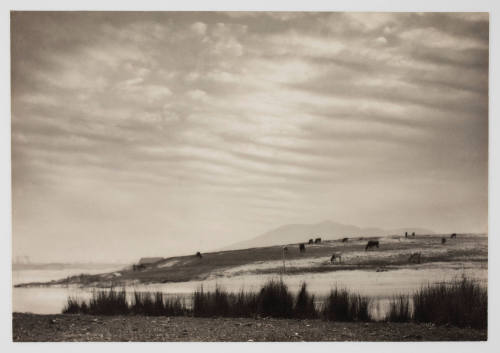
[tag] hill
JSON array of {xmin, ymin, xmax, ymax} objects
[{"xmin": 221, "ymin": 220, "xmax": 434, "ymax": 250}]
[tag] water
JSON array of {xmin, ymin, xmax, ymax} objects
[
  {"xmin": 12, "ymin": 266, "xmax": 125, "ymax": 286},
  {"xmin": 13, "ymin": 263, "xmax": 487, "ymax": 320}
]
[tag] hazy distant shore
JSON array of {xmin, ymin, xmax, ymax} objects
[{"xmin": 12, "ymin": 313, "xmax": 486, "ymax": 342}]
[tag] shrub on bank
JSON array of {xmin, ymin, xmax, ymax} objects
[
  {"xmin": 61, "ymin": 276, "xmax": 486, "ymax": 329},
  {"xmin": 88, "ymin": 288, "xmax": 129, "ymax": 315},
  {"xmin": 413, "ymin": 276, "xmax": 487, "ymax": 329},
  {"xmin": 294, "ymin": 283, "xmax": 317, "ymax": 319},
  {"xmin": 385, "ymin": 295, "xmax": 412, "ymax": 322},
  {"xmin": 322, "ymin": 288, "xmax": 371, "ymax": 322},
  {"xmin": 257, "ymin": 280, "xmax": 295, "ymax": 318}
]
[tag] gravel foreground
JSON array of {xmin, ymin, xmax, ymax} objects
[{"xmin": 13, "ymin": 313, "xmax": 487, "ymax": 342}]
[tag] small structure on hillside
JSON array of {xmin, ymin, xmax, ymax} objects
[
  {"xmin": 314, "ymin": 237, "xmax": 322, "ymax": 244},
  {"xmin": 450, "ymin": 233, "xmax": 457, "ymax": 239},
  {"xmin": 342, "ymin": 237, "xmax": 349, "ymax": 243},
  {"xmin": 308, "ymin": 238, "xmax": 314, "ymax": 244},
  {"xmin": 132, "ymin": 264, "xmax": 146, "ymax": 271}
]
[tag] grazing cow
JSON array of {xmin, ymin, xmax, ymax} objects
[
  {"xmin": 315, "ymin": 237, "xmax": 322, "ymax": 244},
  {"xmin": 450, "ymin": 233, "xmax": 457, "ymax": 239},
  {"xmin": 365, "ymin": 240, "xmax": 379, "ymax": 251},
  {"xmin": 441, "ymin": 237, "xmax": 447, "ymax": 244},
  {"xmin": 330, "ymin": 253, "xmax": 342, "ymax": 264},
  {"xmin": 308, "ymin": 239, "xmax": 314, "ymax": 244},
  {"xmin": 299, "ymin": 243, "xmax": 306, "ymax": 253},
  {"xmin": 408, "ymin": 252, "xmax": 421, "ymax": 264},
  {"xmin": 196, "ymin": 251, "xmax": 202, "ymax": 259},
  {"xmin": 342, "ymin": 237, "xmax": 349, "ymax": 243}
]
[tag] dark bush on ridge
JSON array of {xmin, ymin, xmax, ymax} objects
[
  {"xmin": 257, "ymin": 280, "xmax": 294, "ymax": 318},
  {"xmin": 413, "ymin": 276, "xmax": 487, "ymax": 329},
  {"xmin": 322, "ymin": 288, "xmax": 371, "ymax": 322},
  {"xmin": 294, "ymin": 283, "xmax": 317, "ymax": 319},
  {"xmin": 385, "ymin": 295, "xmax": 412, "ymax": 322}
]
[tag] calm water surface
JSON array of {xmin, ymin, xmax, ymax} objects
[{"xmin": 13, "ymin": 264, "xmax": 487, "ymax": 320}]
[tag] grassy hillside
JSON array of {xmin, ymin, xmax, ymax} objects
[{"xmin": 15, "ymin": 233, "xmax": 486, "ymax": 288}]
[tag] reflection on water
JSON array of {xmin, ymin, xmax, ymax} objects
[{"xmin": 13, "ymin": 265, "xmax": 487, "ymax": 320}]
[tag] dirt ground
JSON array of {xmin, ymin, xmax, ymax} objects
[{"xmin": 12, "ymin": 313, "xmax": 487, "ymax": 342}]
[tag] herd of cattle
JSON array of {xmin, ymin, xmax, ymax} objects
[
  {"xmin": 188, "ymin": 233, "xmax": 460, "ymax": 269},
  {"xmin": 280, "ymin": 232, "xmax": 459, "ymax": 266}
]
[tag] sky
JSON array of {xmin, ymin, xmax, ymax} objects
[{"xmin": 11, "ymin": 12, "xmax": 489, "ymax": 263}]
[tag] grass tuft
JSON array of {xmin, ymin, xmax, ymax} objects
[
  {"xmin": 322, "ymin": 287, "xmax": 371, "ymax": 322},
  {"xmin": 88, "ymin": 288, "xmax": 129, "ymax": 315},
  {"xmin": 294, "ymin": 282, "xmax": 317, "ymax": 319},
  {"xmin": 413, "ymin": 276, "xmax": 487, "ymax": 329},
  {"xmin": 385, "ymin": 295, "xmax": 412, "ymax": 322},
  {"xmin": 257, "ymin": 280, "xmax": 295, "ymax": 318},
  {"xmin": 62, "ymin": 296, "xmax": 88, "ymax": 314}
]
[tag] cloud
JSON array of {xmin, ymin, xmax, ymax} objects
[
  {"xmin": 190, "ymin": 21, "xmax": 207, "ymax": 35},
  {"xmin": 11, "ymin": 12, "xmax": 488, "ymax": 262},
  {"xmin": 187, "ymin": 89, "xmax": 208, "ymax": 101}
]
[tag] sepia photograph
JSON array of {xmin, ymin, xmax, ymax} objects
[{"xmin": 7, "ymin": 4, "xmax": 494, "ymax": 346}]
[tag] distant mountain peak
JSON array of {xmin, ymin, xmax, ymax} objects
[{"xmin": 220, "ymin": 220, "xmax": 434, "ymax": 251}]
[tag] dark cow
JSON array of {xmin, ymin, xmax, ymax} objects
[
  {"xmin": 450, "ymin": 233, "xmax": 457, "ymax": 239},
  {"xmin": 330, "ymin": 253, "xmax": 342, "ymax": 264},
  {"xmin": 408, "ymin": 252, "xmax": 421, "ymax": 264},
  {"xmin": 365, "ymin": 240, "xmax": 379, "ymax": 251},
  {"xmin": 314, "ymin": 237, "xmax": 322, "ymax": 244},
  {"xmin": 342, "ymin": 237, "xmax": 349, "ymax": 243},
  {"xmin": 441, "ymin": 237, "xmax": 447, "ymax": 244},
  {"xmin": 308, "ymin": 239, "xmax": 314, "ymax": 244},
  {"xmin": 196, "ymin": 251, "xmax": 202, "ymax": 259},
  {"xmin": 299, "ymin": 243, "xmax": 306, "ymax": 253}
]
